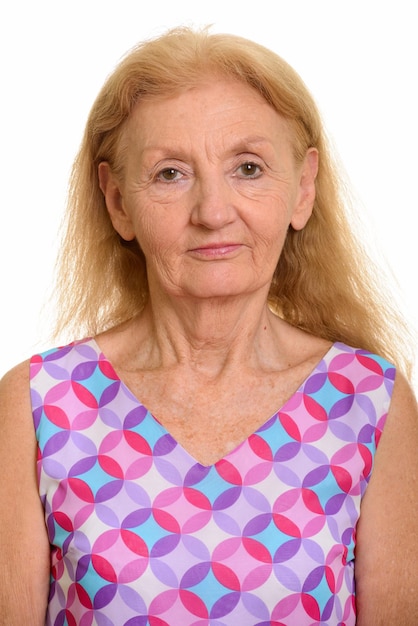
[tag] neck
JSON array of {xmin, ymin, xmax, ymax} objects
[{"xmin": 133, "ymin": 289, "xmax": 284, "ymax": 378}]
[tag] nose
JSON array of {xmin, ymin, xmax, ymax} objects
[{"xmin": 190, "ymin": 174, "xmax": 236, "ymax": 229}]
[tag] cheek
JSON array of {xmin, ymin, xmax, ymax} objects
[
  {"xmin": 246, "ymin": 193, "xmax": 294, "ymax": 235},
  {"xmin": 246, "ymin": 202, "xmax": 294, "ymax": 267},
  {"xmin": 133, "ymin": 211, "xmax": 183, "ymax": 261}
]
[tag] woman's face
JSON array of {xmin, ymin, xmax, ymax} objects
[{"xmin": 99, "ymin": 78, "xmax": 318, "ymax": 302}]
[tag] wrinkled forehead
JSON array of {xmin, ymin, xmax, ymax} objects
[{"xmin": 115, "ymin": 77, "xmax": 299, "ymax": 167}]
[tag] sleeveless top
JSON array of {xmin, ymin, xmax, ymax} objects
[{"xmin": 30, "ymin": 338, "xmax": 395, "ymax": 626}]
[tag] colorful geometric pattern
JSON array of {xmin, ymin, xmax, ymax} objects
[{"xmin": 30, "ymin": 339, "xmax": 395, "ymax": 625}]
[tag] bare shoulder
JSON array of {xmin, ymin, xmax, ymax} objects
[
  {"xmin": 0, "ymin": 360, "xmax": 50, "ymax": 623},
  {"xmin": 0, "ymin": 358, "xmax": 31, "ymax": 386},
  {"xmin": 0, "ymin": 359, "xmax": 38, "ymax": 461},
  {"xmin": 0, "ymin": 359, "xmax": 33, "ymax": 432},
  {"xmin": 355, "ymin": 370, "xmax": 418, "ymax": 625},
  {"xmin": 389, "ymin": 367, "xmax": 418, "ymax": 413}
]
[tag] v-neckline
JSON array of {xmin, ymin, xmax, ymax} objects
[{"xmin": 87, "ymin": 337, "xmax": 339, "ymax": 467}]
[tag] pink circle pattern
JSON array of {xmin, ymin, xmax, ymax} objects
[{"xmin": 30, "ymin": 339, "xmax": 395, "ymax": 625}]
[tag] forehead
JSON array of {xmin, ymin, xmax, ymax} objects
[{"xmin": 120, "ymin": 78, "xmax": 293, "ymax": 153}]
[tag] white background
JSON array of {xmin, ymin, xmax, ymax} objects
[{"xmin": 1, "ymin": 1, "xmax": 417, "ymax": 388}]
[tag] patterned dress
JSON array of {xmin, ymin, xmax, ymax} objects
[{"xmin": 30, "ymin": 338, "xmax": 395, "ymax": 625}]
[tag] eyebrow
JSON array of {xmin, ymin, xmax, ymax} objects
[
  {"xmin": 228, "ymin": 136, "xmax": 275, "ymax": 153},
  {"xmin": 233, "ymin": 135, "xmax": 274, "ymax": 146}
]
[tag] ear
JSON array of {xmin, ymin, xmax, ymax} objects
[
  {"xmin": 98, "ymin": 161, "xmax": 136, "ymax": 241},
  {"xmin": 290, "ymin": 148, "xmax": 319, "ymax": 231}
]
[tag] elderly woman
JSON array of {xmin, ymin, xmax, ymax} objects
[{"xmin": 1, "ymin": 27, "xmax": 417, "ymax": 625}]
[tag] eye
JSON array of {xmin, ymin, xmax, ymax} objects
[
  {"xmin": 237, "ymin": 162, "xmax": 263, "ymax": 178},
  {"xmin": 157, "ymin": 167, "xmax": 183, "ymax": 182}
]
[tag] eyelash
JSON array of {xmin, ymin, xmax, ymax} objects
[{"xmin": 155, "ymin": 160, "xmax": 264, "ymax": 183}]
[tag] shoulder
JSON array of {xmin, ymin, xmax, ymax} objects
[
  {"xmin": 30, "ymin": 336, "xmax": 96, "ymax": 361},
  {"xmin": 318, "ymin": 341, "xmax": 396, "ymax": 398},
  {"xmin": 0, "ymin": 359, "xmax": 41, "ymax": 516},
  {"xmin": 325, "ymin": 342, "xmax": 396, "ymax": 406},
  {"xmin": 330, "ymin": 341, "xmax": 396, "ymax": 372},
  {"xmin": 370, "ymin": 369, "xmax": 418, "ymax": 493},
  {"xmin": 0, "ymin": 336, "xmax": 98, "ymax": 407},
  {"xmin": 355, "ymin": 370, "xmax": 418, "ymax": 622},
  {"xmin": 391, "ymin": 367, "xmax": 417, "ymax": 406},
  {"xmin": 0, "ymin": 360, "xmax": 51, "ymax": 621},
  {"xmin": 29, "ymin": 337, "xmax": 99, "ymax": 378},
  {"xmin": 0, "ymin": 358, "xmax": 32, "ymax": 412},
  {"xmin": 373, "ymin": 369, "xmax": 418, "ymax": 473},
  {"xmin": 0, "ymin": 358, "xmax": 37, "ymax": 465}
]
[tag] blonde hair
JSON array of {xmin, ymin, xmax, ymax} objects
[{"xmin": 54, "ymin": 26, "xmax": 413, "ymax": 375}]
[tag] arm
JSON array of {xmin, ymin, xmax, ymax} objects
[
  {"xmin": 355, "ymin": 371, "xmax": 418, "ymax": 625},
  {"xmin": 0, "ymin": 362, "xmax": 50, "ymax": 625}
]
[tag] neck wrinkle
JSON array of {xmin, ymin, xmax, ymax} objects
[{"xmin": 138, "ymin": 291, "xmax": 280, "ymax": 379}]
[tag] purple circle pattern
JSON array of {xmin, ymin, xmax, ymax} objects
[{"xmin": 30, "ymin": 339, "xmax": 395, "ymax": 625}]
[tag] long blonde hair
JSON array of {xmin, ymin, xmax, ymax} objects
[{"xmin": 54, "ymin": 26, "xmax": 413, "ymax": 375}]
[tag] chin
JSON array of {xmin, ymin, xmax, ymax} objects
[
  {"xmin": 180, "ymin": 279, "xmax": 261, "ymax": 300},
  {"xmin": 156, "ymin": 267, "xmax": 269, "ymax": 301}
]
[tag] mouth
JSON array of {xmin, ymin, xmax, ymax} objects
[{"xmin": 189, "ymin": 243, "xmax": 243, "ymax": 258}]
